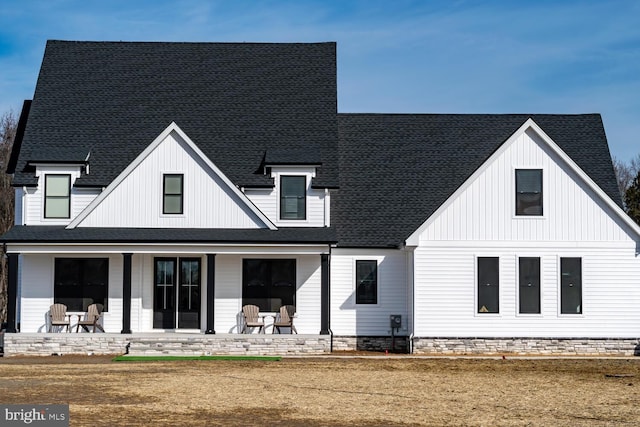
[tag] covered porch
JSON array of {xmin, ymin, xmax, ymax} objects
[{"xmin": 2, "ymin": 227, "xmax": 335, "ymax": 339}]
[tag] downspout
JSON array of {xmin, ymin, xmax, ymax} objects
[{"xmin": 405, "ymin": 243, "xmax": 415, "ymax": 354}]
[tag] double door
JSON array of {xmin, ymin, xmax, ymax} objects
[{"xmin": 154, "ymin": 258, "xmax": 201, "ymax": 329}]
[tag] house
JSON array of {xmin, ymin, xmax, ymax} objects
[{"xmin": 2, "ymin": 40, "xmax": 639, "ymax": 355}]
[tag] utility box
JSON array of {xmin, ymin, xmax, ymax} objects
[{"xmin": 390, "ymin": 315, "xmax": 402, "ymax": 330}]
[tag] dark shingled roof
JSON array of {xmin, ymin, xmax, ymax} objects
[
  {"xmin": 0, "ymin": 226, "xmax": 336, "ymax": 244},
  {"xmin": 12, "ymin": 40, "xmax": 339, "ymax": 188},
  {"xmin": 5, "ymin": 42, "xmax": 622, "ymax": 249},
  {"xmin": 333, "ymin": 113, "xmax": 621, "ymax": 248}
]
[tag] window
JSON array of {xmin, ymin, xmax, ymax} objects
[
  {"xmin": 45, "ymin": 174, "xmax": 71, "ymax": 218},
  {"xmin": 280, "ymin": 176, "xmax": 306, "ymax": 220},
  {"xmin": 355, "ymin": 260, "xmax": 377, "ymax": 304},
  {"xmin": 163, "ymin": 174, "xmax": 183, "ymax": 214},
  {"xmin": 560, "ymin": 257, "xmax": 582, "ymax": 314},
  {"xmin": 519, "ymin": 257, "xmax": 540, "ymax": 314},
  {"xmin": 242, "ymin": 259, "xmax": 296, "ymax": 312},
  {"xmin": 478, "ymin": 257, "xmax": 499, "ymax": 313},
  {"xmin": 54, "ymin": 258, "xmax": 109, "ymax": 312},
  {"xmin": 516, "ymin": 169, "xmax": 542, "ymax": 216}
]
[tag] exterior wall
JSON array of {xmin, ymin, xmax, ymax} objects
[
  {"xmin": 413, "ymin": 244, "xmax": 640, "ymax": 338},
  {"xmin": 76, "ymin": 131, "xmax": 264, "ymax": 228},
  {"xmin": 134, "ymin": 253, "xmax": 322, "ymax": 334},
  {"xmin": 244, "ymin": 166, "xmax": 329, "ymax": 227},
  {"xmin": 413, "ymin": 127, "xmax": 640, "ymax": 340},
  {"xmin": 212, "ymin": 254, "xmax": 322, "ymax": 334},
  {"xmin": 330, "ymin": 248, "xmax": 410, "ymax": 336},
  {"xmin": 16, "ymin": 247, "xmax": 324, "ymax": 335},
  {"xmin": 18, "ymin": 254, "xmax": 123, "ymax": 333}
]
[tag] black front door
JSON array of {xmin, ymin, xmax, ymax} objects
[{"xmin": 154, "ymin": 258, "xmax": 201, "ymax": 329}]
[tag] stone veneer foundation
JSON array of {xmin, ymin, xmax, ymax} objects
[
  {"xmin": 331, "ymin": 336, "xmax": 409, "ymax": 353},
  {"xmin": 3, "ymin": 334, "xmax": 639, "ymax": 356},
  {"xmin": 411, "ymin": 337, "xmax": 640, "ymax": 356},
  {"xmin": 1, "ymin": 333, "xmax": 331, "ymax": 357}
]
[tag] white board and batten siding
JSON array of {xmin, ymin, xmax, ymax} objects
[
  {"xmin": 75, "ymin": 132, "xmax": 265, "ymax": 228},
  {"xmin": 412, "ymin": 126, "xmax": 640, "ymax": 338},
  {"xmin": 18, "ymin": 254, "xmax": 123, "ymax": 333},
  {"xmin": 330, "ymin": 249, "xmax": 411, "ymax": 336}
]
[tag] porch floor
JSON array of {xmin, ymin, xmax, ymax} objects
[{"xmin": 1, "ymin": 333, "xmax": 331, "ymax": 357}]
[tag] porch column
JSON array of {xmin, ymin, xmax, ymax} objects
[
  {"xmin": 5, "ymin": 253, "xmax": 19, "ymax": 333},
  {"xmin": 121, "ymin": 253, "xmax": 132, "ymax": 334},
  {"xmin": 205, "ymin": 254, "xmax": 215, "ymax": 334},
  {"xmin": 320, "ymin": 253, "xmax": 330, "ymax": 335}
]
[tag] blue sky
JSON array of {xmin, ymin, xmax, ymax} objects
[{"xmin": 1, "ymin": 0, "xmax": 639, "ymax": 160}]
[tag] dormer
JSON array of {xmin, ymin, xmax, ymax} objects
[
  {"xmin": 25, "ymin": 150, "xmax": 95, "ymax": 225},
  {"xmin": 243, "ymin": 149, "xmax": 331, "ymax": 227}
]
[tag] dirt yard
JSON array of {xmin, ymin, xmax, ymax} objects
[{"xmin": 1, "ymin": 354, "xmax": 639, "ymax": 426}]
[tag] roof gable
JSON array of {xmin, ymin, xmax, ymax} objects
[
  {"xmin": 334, "ymin": 114, "xmax": 623, "ymax": 248},
  {"xmin": 405, "ymin": 118, "xmax": 640, "ymax": 245},
  {"xmin": 69, "ymin": 122, "xmax": 276, "ymax": 230}
]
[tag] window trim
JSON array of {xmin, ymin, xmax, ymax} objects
[
  {"xmin": 559, "ymin": 256, "xmax": 583, "ymax": 316},
  {"xmin": 514, "ymin": 168, "xmax": 544, "ymax": 217},
  {"xmin": 476, "ymin": 256, "xmax": 500, "ymax": 316},
  {"xmin": 162, "ymin": 173, "xmax": 184, "ymax": 215},
  {"xmin": 44, "ymin": 174, "xmax": 71, "ymax": 219},
  {"xmin": 517, "ymin": 256, "xmax": 542, "ymax": 316},
  {"xmin": 354, "ymin": 259, "xmax": 378, "ymax": 305},
  {"xmin": 279, "ymin": 175, "xmax": 307, "ymax": 221}
]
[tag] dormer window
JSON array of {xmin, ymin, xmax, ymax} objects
[
  {"xmin": 44, "ymin": 174, "xmax": 71, "ymax": 219},
  {"xmin": 163, "ymin": 174, "xmax": 183, "ymax": 214},
  {"xmin": 280, "ymin": 176, "xmax": 306, "ymax": 220},
  {"xmin": 515, "ymin": 169, "xmax": 542, "ymax": 216}
]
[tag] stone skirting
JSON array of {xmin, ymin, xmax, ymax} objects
[
  {"xmin": 2, "ymin": 333, "xmax": 331, "ymax": 357},
  {"xmin": 412, "ymin": 337, "xmax": 640, "ymax": 356},
  {"xmin": 331, "ymin": 335, "xmax": 409, "ymax": 353}
]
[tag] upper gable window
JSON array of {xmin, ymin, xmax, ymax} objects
[
  {"xmin": 515, "ymin": 169, "xmax": 543, "ymax": 216},
  {"xmin": 163, "ymin": 174, "xmax": 183, "ymax": 215},
  {"xmin": 280, "ymin": 176, "xmax": 306, "ymax": 220},
  {"xmin": 45, "ymin": 174, "xmax": 71, "ymax": 219}
]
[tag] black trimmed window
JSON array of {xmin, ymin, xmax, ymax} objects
[
  {"xmin": 519, "ymin": 257, "xmax": 541, "ymax": 314},
  {"xmin": 163, "ymin": 174, "xmax": 183, "ymax": 214},
  {"xmin": 242, "ymin": 259, "xmax": 296, "ymax": 312},
  {"xmin": 355, "ymin": 260, "xmax": 377, "ymax": 304},
  {"xmin": 516, "ymin": 169, "xmax": 543, "ymax": 216},
  {"xmin": 280, "ymin": 176, "xmax": 306, "ymax": 220},
  {"xmin": 45, "ymin": 174, "xmax": 71, "ymax": 218},
  {"xmin": 478, "ymin": 257, "xmax": 499, "ymax": 313},
  {"xmin": 560, "ymin": 257, "xmax": 582, "ymax": 314},
  {"xmin": 54, "ymin": 258, "xmax": 109, "ymax": 312}
]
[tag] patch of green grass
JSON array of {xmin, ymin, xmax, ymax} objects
[{"xmin": 112, "ymin": 355, "xmax": 281, "ymax": 362}]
